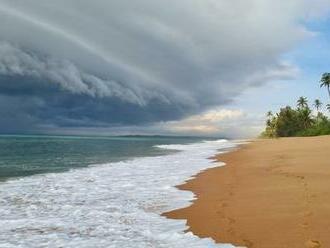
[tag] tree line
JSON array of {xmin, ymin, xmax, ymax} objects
[{"xmin": 261, "ymin": 73, "xmax": 330, "ymax": 137}]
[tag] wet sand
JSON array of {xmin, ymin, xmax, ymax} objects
[{"xmin": 163, "ymin": 136, "xmax": 330, "ymax": 248}]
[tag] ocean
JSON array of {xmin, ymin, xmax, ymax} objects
[{"xmin": 0, "ymin": 135, "xmax": 237, "ymax": 248}]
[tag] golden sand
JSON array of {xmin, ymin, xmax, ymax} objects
[{"xmin": 164, "ymin": 136, "xmax": 330, "ymax": 248}]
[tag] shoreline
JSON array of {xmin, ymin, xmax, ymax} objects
[
  {"xmin": 163, "ymin": 136, "xmax": 330, "ymax": 248},
  {"xmin": 0, "ymin": 139, "xmax": 235, "ymax": 247}
]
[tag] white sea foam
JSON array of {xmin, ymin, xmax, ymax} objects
[{"xmin": 0, "ymin": 139, "xmax": 239, "ymax": 248}]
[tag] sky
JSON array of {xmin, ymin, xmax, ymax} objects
[{"xmin": 0, "ymin": 0, "xmax": 330, "ymax": 138}]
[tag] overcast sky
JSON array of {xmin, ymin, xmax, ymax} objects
[{"xmin": 0, "ymin": 0, "xmax": 330, "ymax": 138}]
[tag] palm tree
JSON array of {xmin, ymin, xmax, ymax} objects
[
  {"xmin": 313, "ymin": 99, "xmax": 322, "ymax": 112},
  {"xmin": 265, "ymin": 112, "xmax": 276, "ymax": 138},
  {"xmin": 297, "ymin": 96, "xmax": 308, "ymax": 109},
  {"xmin": 327, "ymin": 104, "xmax": 330, "ymax": 113},
  {"xmin": 299, "ymin": 107, "xmax": 314, "ymax": 129},
  {"xmin": 320, "ymin": 73, "xmax": 330, "ymax": 99},
  {"xmin": 266, "ymin": 111, "xmax": 273, "ymax": 118}
]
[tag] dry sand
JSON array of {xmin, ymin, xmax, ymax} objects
[{"xmin": 163, "ymin": 136, "xmax": 330, "ymax": 248}]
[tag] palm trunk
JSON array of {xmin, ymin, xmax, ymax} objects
[{"xmin": 328, "ymin": 86, "xmax": 330, "ymax": 99}]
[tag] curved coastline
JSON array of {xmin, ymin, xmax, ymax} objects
[
  {"xmin": 0, "ymin": 139, "xmax": 236, "ymax": 247},
  {"xmin": 164, "ymin": 136, "xmax": 330, "ymax": 248}
]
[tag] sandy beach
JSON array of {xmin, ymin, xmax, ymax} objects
[{"xmin": 164, "ymin": 136, "xmax": 330, "ymax": 248}]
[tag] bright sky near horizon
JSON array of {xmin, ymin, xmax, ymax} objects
[{"xmin": 0, "ymin": 0, "xmax": 330, "ymax": 138}]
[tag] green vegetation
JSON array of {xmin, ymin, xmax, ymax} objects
[{"xmin": 261, "ymin": 73, "xmax": 330, "ymax": 138}]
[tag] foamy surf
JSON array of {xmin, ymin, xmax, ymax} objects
[{"xmin": 0, "ymin": 139, "xmax": 238, "ymax": 248}]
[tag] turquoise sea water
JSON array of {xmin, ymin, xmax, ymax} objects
[{"xmin": 0, "ymin": 135, "xmax": 204, "ymax": 181}]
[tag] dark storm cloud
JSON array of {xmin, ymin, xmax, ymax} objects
[
  {"xmin": 0, "ymin": 0, "xmax": 329, "ymax": 133},
  {"xmin": 0, "ymin": 75, "xmax": 193, "ymax": 133}
]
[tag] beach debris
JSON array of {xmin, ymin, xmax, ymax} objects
[{"xmin": 305, "ymin": 240, "xmax": 321, "ymax": 248}]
